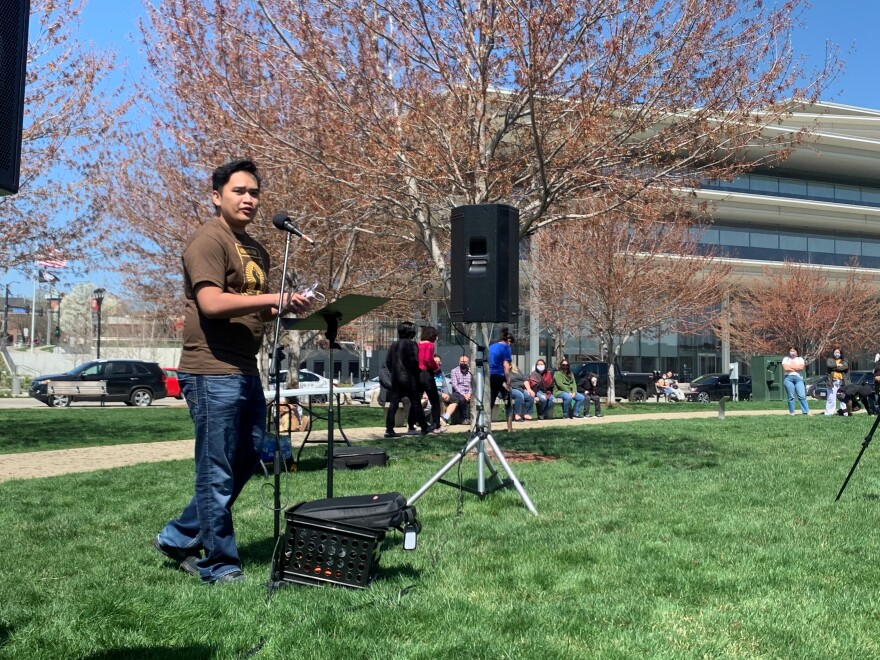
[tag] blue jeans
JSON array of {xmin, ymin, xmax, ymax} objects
[
  {"xmin": 783, "ymin": 374, "xmax": 809, "ymax": 414},
  {"xmin": 157, "ymin": 373, "xmax": 265, "ymax": 582},
  {"xmin": 557, "ymin": 392, "xmax": 585, "ymax": 417},
  {"xmin": 535, "ymin": 392, "xmax": 555, "ymax": 418},
  {"xmin": 509, "ymin": 388, "xmax": 535, "ymax": 417}
]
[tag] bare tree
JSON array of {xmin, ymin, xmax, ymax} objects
[
  {"xmin": 104, "ymin": 0, "xmax": 836, "ymax": 393},
  {"xmin": 719, "ymin": 261, "xmax": 880, "ymax": 364},
  {"xmin": 0, "ymin": 0, "xmax": 128, "ymax": 271},
  {"xmin": 536, "ymin": 192, "xmax": 730, "ymax": 400}
]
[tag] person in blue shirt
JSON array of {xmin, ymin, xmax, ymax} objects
[{"xmin": 488, "ymin": 328, "xmax": 514, "ymax": 421}]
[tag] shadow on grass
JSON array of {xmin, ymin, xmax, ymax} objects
[
  {"xmin": 82, "ymin": 646, "xmax": 215, "ymax": 660},
  {"xmin": 360, "ymin": 425, "xmax": 723, "ymax": 470},
  {"xmin": 275, "ymin": 425, "xmax": 722, "ymax": 483}
]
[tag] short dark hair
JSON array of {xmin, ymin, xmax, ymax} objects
[
  {"xmin": 499, "ymin": 327, "xmax": 514, "ymax": 343},
  {"xmin": 397, "ymin": 321, "xmax": 417, "ymax": 340},
  {"xmin": 211, "ymin": 159, "xmax": 261, "ymax": 214},
  {"xmin": 421, "ymin": 325, "xmax": 438, "ymax": 342},
  {"xmin": 212, "ymin": 159, "xmax": 261, "ymax": 192}
]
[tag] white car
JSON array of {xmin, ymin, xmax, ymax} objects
[{"xmin": 269, "ymin": 368, "xmax": 342, "ymax": 403}]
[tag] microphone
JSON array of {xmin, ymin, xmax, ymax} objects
[{"xmin": 272, "ymin": 212, "xmax": 315, "ymax": 244}]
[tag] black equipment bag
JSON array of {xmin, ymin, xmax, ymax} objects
[
  {"xmin": 327, "ymin": 446, "xmax": 387, "ymax": 470},
  {"xmin": 291, "ymin": 492, "xmax": 419, "ymax": 533}
]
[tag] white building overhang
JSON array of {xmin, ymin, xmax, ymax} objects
[{"xmin": 689, "ymin": 189, "xmax": 880, "ymax": 236}]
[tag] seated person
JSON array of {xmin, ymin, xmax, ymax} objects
[
  {"xmin": 654, "ymin": 373, "xmax": 669, "ymax": 400},
  {"xmin": 433, "ymin": 355, "xmax": 458, "ymax": 426},
  {"xmin": 664, "ymin": 371, "xmax": 686, "ymax": 401},
  {"xmin": 508, "ymin": 363, "xmax": 535, "ymax": 421},
  {"xmin": 449, "ymin": 356, "xmax": 474, "ymax": 425},
  {"xmin": 272, "ymin": 397, "xmax": 310, "ymax": 432},
  {"xmin": 576, "ymin": 370, "xmax": 604, "ymax": 418},
  {"xmin": 529, "ymin": 359, "xmax": 555, "ymax": 419},
  {"xmin": 552, "ymin": 360, "xmax": 585, "ymax": 419}
]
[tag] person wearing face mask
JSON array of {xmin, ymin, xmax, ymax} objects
[
  {"xmin": 782, "ymin": 347, "xmax": 811, "ymax": 416},
  {"xmin": 825, "ymin": 347, "xmax": 849, "ymax": 416},
  {"xmin": 529, "ymin": 359, "xmax": 555, "ymax": 419},
  {"xmin": 449, "ymin": 356, "xmax": 474, "ymax": 425},
  {"xmin": 553, "ymin": 359, "xmax": 585, "ymax": 419},
  {"xmin": 577, "ymin": 370, "xmax": 604, "ymax": 418},
  {"xmin": 488, "ymin": 328, "xmax": 515, "ymax": 422},
  {"xmin": 508, "ymin": 362, "xmax": 535, "ymax": 421}
]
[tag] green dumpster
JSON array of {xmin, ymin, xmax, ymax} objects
[{"xmin": 750, "ymin": 355, "xmax": 785, "ymax": 401}]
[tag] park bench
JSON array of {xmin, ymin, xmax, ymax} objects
[{"xmin": 47, "ymin": 380, "xmax": 108, "ymax": 406}]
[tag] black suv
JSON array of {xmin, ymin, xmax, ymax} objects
[
  {"xmin": 685, "ymin": 373, "xmax": 753, "ymax": 402},
  {"xmin": 29, "ymin": 359, "xmax": 168, "ymax": 407}
]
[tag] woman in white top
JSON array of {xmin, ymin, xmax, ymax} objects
[{"xmin": 782, "ymin": 347, "xmax": 810, "ymax": 415}]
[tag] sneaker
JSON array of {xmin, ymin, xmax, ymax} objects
[
  {"xmin": 384, "ymin": 430, "xmax": 398, "ymax": 438},
  {"xmin": 180, "ymin": 556, "xmax": 201, "ymax": 577},
  {"xmin": 595, "ymin": 414, "xmax": 604, "ymax": 418},
  {"xmin": 432, "ymin": 426, "xmax": 447, "ymax": 434},
  {"xmin": 211, "ymin": 570, "xmax": 246, "ymax": 584},
  {"xmin": 584, "ymin": 414, "xmax": 592, "ymax": 419},
  {"xmin": 406, "ymin": 428, "xmax": 422, "ymax": 436},
  {"xmin": 154, "ymin": 537, "xmax": 201, "ymax": 576},
  {"xmin": 153, "ymin": 536, "xmax": 200, "ymax": 565}
]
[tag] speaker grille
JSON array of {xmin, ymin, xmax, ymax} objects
[
  {"xmin": 450, "ymin": 204, "xmax": 520, "ymax": 323},
  {"xmin": 0, "ymin": 0, "xmax": 30, "ymax": 194}
]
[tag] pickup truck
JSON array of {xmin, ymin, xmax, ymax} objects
[{"xmin": 570, "ymin": 361, "xmax": 656, "ymax": 402}]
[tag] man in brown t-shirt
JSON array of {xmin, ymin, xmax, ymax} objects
[{"xmin": 154, "ymin": 159, "xmax": 309, "ymax": 584}]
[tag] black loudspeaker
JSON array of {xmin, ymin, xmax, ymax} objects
[
  {"xmin": 450, "ymin": 204, "xmax": 520, "ymax": 323},
  {"xmin": 0, "ymin": 0, "xmax": 30, "ymax": 196}
]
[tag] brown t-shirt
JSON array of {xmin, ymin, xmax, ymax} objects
[{"xmin": 178, "ymin": 217, "xmax": 271, "ymax": 375}]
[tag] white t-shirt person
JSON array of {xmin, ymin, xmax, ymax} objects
[
  {"xmin": 782, "ymin": 348, "xmax": 810, "ymax": 415},
  {"xmin": 782, "ymin": 351, "xmax": 806, "ymax": 379}
]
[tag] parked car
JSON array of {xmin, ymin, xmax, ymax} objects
[
  {"xmin": 163, "ymin": 367, "xmax": 182, "ymax": 399},
  {"xmin": 29, "ymin": 359, "xmax": 168, "ymax": 407},
  {"xmin": 685, "ymin": 373, "xmax": 753, "ymax": 402},
  {"xmin": 804, "ymin": 375, "xmax": 825, "ymax": 399},
  {"xmin": 569, "ymin": 361, "xmax": 656, "ymax": 401},
  {"xmin": 811, "ymin": 371, "xmax": 874, "ymax": 400},
  {"xmin": 268, "ymin": 368, "xmax": 333, "ymax": 403},
  {"xmin": 350, "ymin": 376, "xmax": 381, "ymax": 402}
]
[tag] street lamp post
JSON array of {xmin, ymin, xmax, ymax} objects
[
  {"xmin": 93, "ymin": 288, "xmax": 106, "ymax": 359},
  {"xmin": 46, "ymin": 295, "xmax": 62, "ymax": 347}
]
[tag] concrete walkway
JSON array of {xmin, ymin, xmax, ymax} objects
[{"xmin": 0, "ymin": 407, "xmax": 805, "ymax": 483}]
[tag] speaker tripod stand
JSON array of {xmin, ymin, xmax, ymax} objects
[{"xmin": 407, "ymin": 344, "xmax": 537, "ymax": 515}]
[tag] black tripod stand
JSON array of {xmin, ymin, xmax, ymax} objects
[
  {"xmin": 836, "ymin": 411, "xmax": 880, "ymax": 501},
  {"xmin": 407, "ymin": 343, "xmax": 537, "ymax": 515}
]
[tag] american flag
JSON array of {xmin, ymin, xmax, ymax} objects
[{"xmin": 37, "ymin": 254, "xmax": 68, "ymax": 269}]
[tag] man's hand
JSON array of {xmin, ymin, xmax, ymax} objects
[{"xmin": 280, "ymin": 292, "xmax": 311, "ymax": 315}]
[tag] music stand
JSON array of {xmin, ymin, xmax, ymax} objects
[
  {"xmin": 268, "ymin": 295, "xmax": 386, "ymax": 594},
  {"xmin": 280, "ymin": 294, "xmax": 388, "ymax": 498}
]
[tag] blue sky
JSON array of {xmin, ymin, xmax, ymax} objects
[{"xmin": 7, "ymin": 0, "xmax": 880, "ymax": 297}]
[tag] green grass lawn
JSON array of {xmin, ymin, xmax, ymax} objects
[
  {"xmin": 2, "ymin": 412, "xmax": 880, "ymax": 658},
  {"xmin": 0, "ymin": 398, "xmax": 822, "ymax": 454}
]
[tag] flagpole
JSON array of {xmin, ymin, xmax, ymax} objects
[{"xmin": 30, "ymin": 273, "xmax": 36, "ymax": 353}]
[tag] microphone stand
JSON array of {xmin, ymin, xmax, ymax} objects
[{"xmin": 267, "ymin": 231, "xmax": 295, "ymax": 596}]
